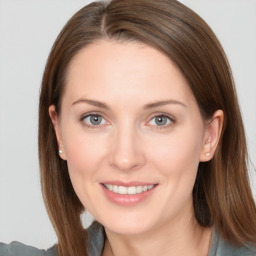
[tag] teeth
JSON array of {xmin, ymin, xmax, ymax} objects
[
  {"xmin": 113, "ymin": 185, "xmax": 118, "ymax": 193},
  {"xmin": 127, "ymin": 186, "xmax": 136, "ymax": 195},
  {"xmin": 147, "ymin": 185, "xmax": 154, "ymax": 190},
  {"xmin": 104, "ymin": 184, "xmax": 155, "ymax": 195},
  {"xmin": 119, "ymin": 186, "xmax": 127, "ymax": 194},
  {"xmin": 136, "ymin": 186, "xmax": 143, "ymax": 193}
]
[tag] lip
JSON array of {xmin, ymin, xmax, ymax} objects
[
  {"xmin": 100, "ymin": 182, "xmax": 158, "ymax": 206},
  {"xmin": 101, "ymin": 180, "xmax": 155, "ymax": 186}
]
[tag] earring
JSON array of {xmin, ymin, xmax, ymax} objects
[
  {"xmin": 59, "ymin": 149, "xmax": 63, "ymax": 154},
  {"xmin": 205, "ymin": 152, "xmax": 210, "ymax": 156}
]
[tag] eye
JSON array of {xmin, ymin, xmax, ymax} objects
[
  {"xmin": 82, "ymin": 114, "xmax": 107, "ymax": 127},
  {"xmin": 148, "ymin": 115, "xmax": 173, "ymax": 127}
]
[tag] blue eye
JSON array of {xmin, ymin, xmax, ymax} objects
[
  {"xmin": 149, "ymin": 115, "xmax": 172, "ymax": 126},
  {"xmin": 83, "ymin": 114, "xmax": 107, "ymax": 126}
]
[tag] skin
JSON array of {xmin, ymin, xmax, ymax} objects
[{"xmin": 49, "ymin": 40, "xmax": 223, "ymax": 256}]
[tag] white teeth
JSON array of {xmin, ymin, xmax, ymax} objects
[
  {"xmin": 104, "ymin": 184, "xmax": 155, "ymax": 195},
  {"xmin": 119, "ymin": 186, "xmax": 127, "ymax": 194},
  {"xmin": 113, "ymin": 185, "xmax": 118, "ymax": 193},
  {"xmin": 136, "ymin": 186, "xmax": 143, "ymax": 193},
  {"xmin": 147, "ymin": 185, "xmax": 154, "ymax": 190},
  {"xmin": 127, "ymin": 186, "xmax": 136, "ymax": 195}
]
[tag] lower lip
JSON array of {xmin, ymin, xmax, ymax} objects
[{"xmin": 101, "ymin": 184, "xmax": 158, "ymax": 206}]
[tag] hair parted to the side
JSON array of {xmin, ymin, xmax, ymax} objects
[{"xmin": 39, "ymin": 0, "xmax": 256, "ymax": 255}]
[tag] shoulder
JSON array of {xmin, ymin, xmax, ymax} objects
[
  {"xmin": 0, "ymin": 222, "xmax": 104, "ymax": 256},
  {"xmin": 87, "ymin": 221, "xmax": 105, "ymax": 256},
  {"xmin": 208, "ymin": 229, "xmax": 256, "ymax": 256},
  {"xmin": 0, "ymin": 241, "xmax": 57, "ymax": 256}
]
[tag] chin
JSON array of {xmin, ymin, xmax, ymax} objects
[
  {"xmin": 96, "ymin": 210, "xmax": 161, "ymax": 236},
  {"xmin": 105, "ymin": 222, "xmax": 152, "ymax": 236}
]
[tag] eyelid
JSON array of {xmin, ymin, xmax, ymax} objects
[
  {"xmin": 79, "ymin": 111, "xmax": 176, "ymax": 129},
  {"xmin": 80, "ymin": 112, "xmax": 110, "ymax": 127},
  {"xmin": 146, "ymin": 112, "xmax": 176, "ymax": 128}
]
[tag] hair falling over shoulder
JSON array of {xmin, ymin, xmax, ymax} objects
[{"xmin": 38, "ymin": 0, "xmax": 256, "ymax": 255}]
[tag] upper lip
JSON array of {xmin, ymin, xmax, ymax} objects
[{"xmin": 101, "ymin": 181, "xmax": 157, "ymax": 187}]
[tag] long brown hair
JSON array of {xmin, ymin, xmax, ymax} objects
[{"xmin": 38, "ymin": 0, "xmax": 256, "ymax": 255}]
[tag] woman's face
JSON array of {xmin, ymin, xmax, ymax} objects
[{"xmin": 50, "ymin": 40, "xmax": 220, "ymax": 235}]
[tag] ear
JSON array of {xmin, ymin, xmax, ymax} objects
[
  {"xmin": 49, "ymin": 105, "xmax": 67, "ymax": 160},
  {"xmin": 200, "ymin": 110, "xmax": 224, "ymax": 162}
]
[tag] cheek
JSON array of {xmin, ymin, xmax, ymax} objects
[
  {"xmin": 62, "ymin": 127, "xmax": 108, "ymax": 183},
  {"xmin": 145, "ymin": 130, "xmax": 204, "ymax": 217},
  {"xmin": 62, "ymin": 129, "xmax": 109, "ymax": 210},
  {"xmin": 147, "ymin": 127, "xmax": 204, "ymax": 185}
]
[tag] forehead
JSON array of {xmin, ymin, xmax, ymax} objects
[
  {"xmin": 68, "ymin": 39, "xmax": 180, "ymax": 81},
  {"xmin": 63, "ymin": 40, "xmax": 196, "ymax": 107}
]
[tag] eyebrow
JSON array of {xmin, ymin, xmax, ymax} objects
[
  {"xmin": 72, "ymin": 99, "xmax": 109, "ymax": 109},
  {"xmin": 144, "ymin": 99, "xmax": 187, "ymax": 109},
  {"xmin": 72, "ymin": 98, "xmax": 187, "ymax": 109}
]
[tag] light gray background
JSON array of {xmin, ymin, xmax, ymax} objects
[{"xmin": 0, "ymin": 0, "xmax": 255, "ymax": 249}]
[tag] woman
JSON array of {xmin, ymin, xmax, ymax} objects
[{"xmin": 1, "ymin": 0, "xmax": 256, "ymax": 255}]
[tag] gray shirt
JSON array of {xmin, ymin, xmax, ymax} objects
[{"xmin": 1, "ymin": 222, "xmax": 256, "ymax": 256}]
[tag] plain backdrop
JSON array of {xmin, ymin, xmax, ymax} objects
[{"xmin": 0, "ymin": 0, "xmax": 255, "ymax": 249}]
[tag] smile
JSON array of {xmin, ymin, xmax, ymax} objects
[{"xmin": 103, "ymin": 184, "xmax": 155, "ymax": 195}]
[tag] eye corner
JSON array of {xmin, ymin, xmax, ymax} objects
[
  {"xmin": 80, "ymin": 112, "xmax": 110, "ymax": 128},
  {"xmin": 146, "ymin": 113, "xmax": 176, "ymax": 128}
]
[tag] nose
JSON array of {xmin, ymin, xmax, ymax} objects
[{"xmin": 109, "ymin": 123, "xmax": 146, "ymax": 171}]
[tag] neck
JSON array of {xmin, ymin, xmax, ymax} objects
[{"xmin": 103, "ymin": 210, "xmax": 212, "ymax": 256}]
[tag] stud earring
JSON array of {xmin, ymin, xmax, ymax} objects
[
  {"xmin": 59, "ymin": 149, "xmax": 63, "ymax": 154},
  {"xmin": 205, "ymin": 152, "xmax": 210, "ymax": 156}
]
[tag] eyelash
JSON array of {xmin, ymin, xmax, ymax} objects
[
  {"xmin": 147, "ymin": 113, "xmax": 175, "ymax": 129},
  {"xmin": 80, "ymin": 112, "xmax": 175, "ymax": 129},
  {"xmin": 80, "ymin": 112, "xmax": 108, "ymax": 128}
]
